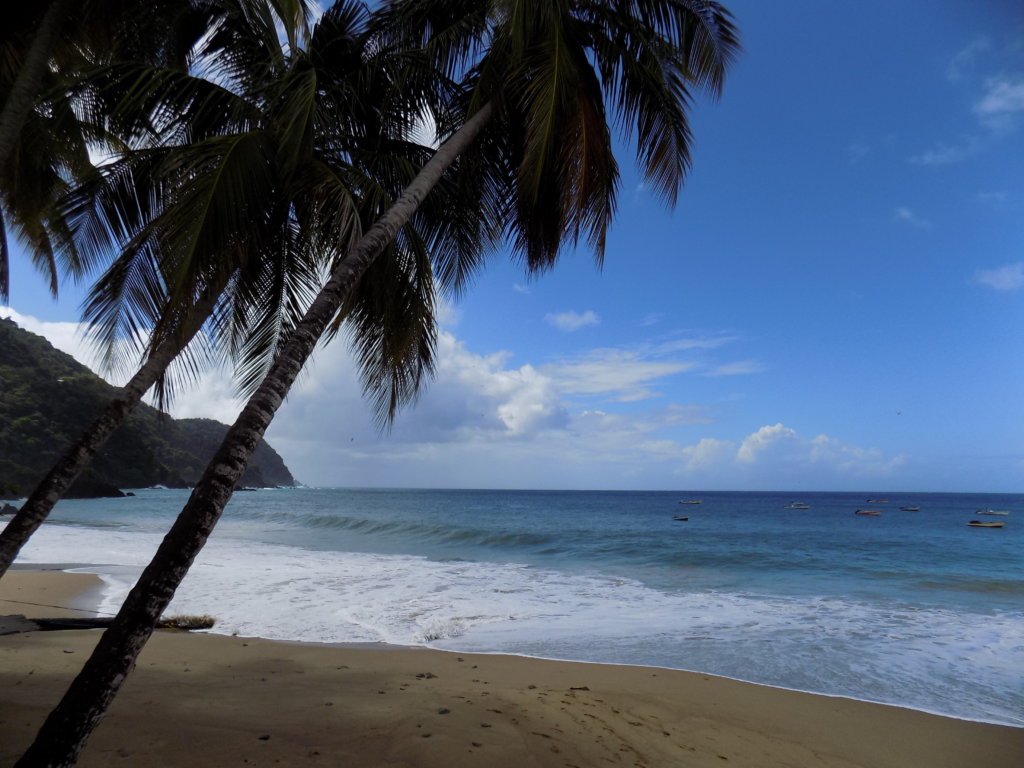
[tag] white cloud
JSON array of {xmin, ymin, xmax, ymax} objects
[
  {"xmin": 908, "ymin": 140, "xmax": 980, "ymax": 166},
  {"xmin": 974, "ymin": 75, "xmax": 1024, "ymax": 127},
  {"xmin": 676, "ymin": 423, "xmax": 906, "ymax": 485},
  {"xmin": 0, "ymin": 306, "xmax": 242, "ymax": 421},
  {"xmin": 893, "ymin": 207, "xmax": 932, "ymax": 228},
  {"xmin": 512, "ymin": 283, "xmax": 531, "ymax": 294},
  {"xmin": 653, "ymin": 334, "xmax": 737, "ymax": 354},
  {"xmin": 703, "ymin": 360, "xmax": 764, "ymax": 377},
  {"xmin": 975, "ymin": 262, "xmax": 1024, "ymax": 291},
  {"xmin": 911, "ymin": 38, "xmax": 1022, "ymax": 166},
  {"xmin": 542, "ymin": 348, "xmax": 695, "ymax": 402},
  {"xmin": 261, "ymin": 331, "xmax": 723, "ymax": 487},
  {"xmin": 4, "ymin": 306, "xmax": 907, "ymax": 491},
  {"xmin": 545, "ymin": 309, "xmax": 599, "ymax": 331},
  {"xmin": 0, "ymin": 307, "xmax": 101, "ymax": 371},
  {"xmin": 680, "ymin": 437, "xmax": 735, "ymax": 471},
  {"xmin": 737, "ymin": 423, "xmax": 798, "ymax": 463},
  {"xmin": 975, "ymin": 190, "xmax": 1008, "ymax": 207},
  {"xmin": 946, "ymin": 37, "xmax": 991, "ymax": 82},
  {"xmin": 435, "ymin": 299, "xmax": 461, "ymax": 328}
]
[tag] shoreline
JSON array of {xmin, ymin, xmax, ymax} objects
[
  {"xmin": 431, "ymin": 647, "xmax": 1024, "ymax": 730},
  {"xmin": 9, "ymin": 563, "xmax": 1024, "ymax": 730},
  {"xmin": 2, "ymin": 569, "xmax": 1022, "ymax": 767}
]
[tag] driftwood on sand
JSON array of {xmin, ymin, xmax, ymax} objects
[{"xmin": 1, "ymin": 615, "xmax": 215, "ymax": 633}]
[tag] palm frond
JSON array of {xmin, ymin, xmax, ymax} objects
[{"xmin": 334, "ymin": 239, "xmax": 438, "ymax": 426}]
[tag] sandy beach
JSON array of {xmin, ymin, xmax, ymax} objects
[{"xmin": 1, "ymin": 569, "xmax": 1021, "ymax": 768}]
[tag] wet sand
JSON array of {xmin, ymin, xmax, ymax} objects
[{"xmin": 1, "ymin": 570, "xmax": 1021, "ymax": 767}]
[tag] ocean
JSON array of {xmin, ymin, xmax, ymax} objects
[{"xmin": 15, "ymin": 487, "xmax": 1024, "ymax": 727}]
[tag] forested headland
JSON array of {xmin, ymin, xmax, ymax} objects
[{"xmin": 0, "ymin": 318, "xmax": 294, "ymax": 499}]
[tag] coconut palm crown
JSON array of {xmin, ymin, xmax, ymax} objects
[
  {"xmin": 382, "ymin": 0, "xmax": 738, "ymax": 271},
  {"xmin": 69, "ymin": 0, "xmax": 496, "ymax": 413}
]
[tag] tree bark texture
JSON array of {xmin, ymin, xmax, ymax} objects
[
  {"xmin": 15, "ymin": 102, "xmax": 494, "ymax": 768},
  {"xmin": 0, "ymin": 292, "xmax": 220, "ymax": 580}
]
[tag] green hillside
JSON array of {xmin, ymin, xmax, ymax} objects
[{"xmin": 0, "ymin": 317, "xmax": 295, "ymax": 498}]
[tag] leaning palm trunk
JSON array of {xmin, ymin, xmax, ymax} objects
[
  {"xmin": 16, "ymin": 101, "xmax": 494, "ymax": 768},
  {"xmin": 0, "ymin": 0, "xmax": 68, "ymax": 173},
  {"xmin": 0, "ymin": 290, "xmax": 219, "ymax": 580}
]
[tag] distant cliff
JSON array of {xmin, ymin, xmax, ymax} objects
[{"xmin": 0, "ymin": 317, "xmax": 295, "ymax": 498}]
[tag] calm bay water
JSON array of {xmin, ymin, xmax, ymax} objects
[{"xmin": 18, "ymin": 487, "xmax": 1024, "ymax": 726}]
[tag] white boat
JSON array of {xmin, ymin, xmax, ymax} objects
[
  {"xmin": 783, "ymin": 501, "xmax": 809, "ymax": 510},
  {"xmin": 976, "ymin": 509, "xmax": 1010, "ymax": 516}
]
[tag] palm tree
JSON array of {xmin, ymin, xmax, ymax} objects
[
  {"xmin": 0, "ymin": 0, "xmax": 320, "ymax": 579},
  {"xmin": 0, "ymin": 0, "xmax": 491, "ymax": 580},
  {"xmin": 17, "ymin": 1, "xmax": 739, "ymax": 764},
  {"xmin": 0, "ymin": 1, "xmax": 317, "ymax": 576}
]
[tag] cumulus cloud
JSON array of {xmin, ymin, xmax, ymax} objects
[
  {"xmin": 737, "ymin": 423, "xmax": 798, "ymax": 463},
  {"xmin": 4, "ymin": 306, "xmax": 905, "ymax": 491},
  {"xmin": 0, "ymin": 306, "xmax": 248, "ymax": 422},
  {"xmin": 675, "ymin": 423, "xmax": 905, "ymax": 486},
  {"xmin": 0, "ymin": 307, "xmax": 102, "ymax": 372},
  {"xmin": 975, "ymin": 262, "xmax": 1024, "ymax": 291},
  {"xmin": 545, "ymin": 309, "xmax": 599, "ymax": 331},
  {"xmin": 261, "ymin": 331, "xmax": 720, "ymax": 487},
  {"xmin": 680, "ymin": 437, "xmax": 735, "ymax": 471}
]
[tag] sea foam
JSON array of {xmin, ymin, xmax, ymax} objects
[{"xmin": 18, "ymin": 521, "xmax": 1024, "ymax": 726}]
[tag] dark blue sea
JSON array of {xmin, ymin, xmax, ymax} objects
[{"xmin": 20, "ymin": 488, "xmax": 1024, "ymax": 726}]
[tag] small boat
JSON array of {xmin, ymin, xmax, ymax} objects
[
  {"xmin": 865, "ymin": 498, "xmax": 889, "ymax": 504},
  {"xmin": 967, "ymin": 520, "xmax": 1005, "ymax": 528},
  {"xmin": 855, "ymin": 509, "xmax": 882, "ymax": 516},
  {"xmin": 679, "ymin": 499, "xmax": 702, "ymax": 505},
  {"xmin": 898, "ymin": 506, "xmax": 921, "ymax": 511},
  {"xmin": 783, "ymin": 501, "xmax": 810, "ymax": 510},
  {"xmin": 672, "ymin": 516, "xmax": 689, "ymax": 521},
  {"xmin": 976, "ymin": 509, "xmax": 1010, "ymax": 516}
]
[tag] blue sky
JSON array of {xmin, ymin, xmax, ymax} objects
[{"xmin": 3, "ymin": 0, "xmax": 1023, "ymax": 492}]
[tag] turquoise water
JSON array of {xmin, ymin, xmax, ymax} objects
[{"xmin": 20, "ymin": 487, "xmax": 1024, "ymax": 726}]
